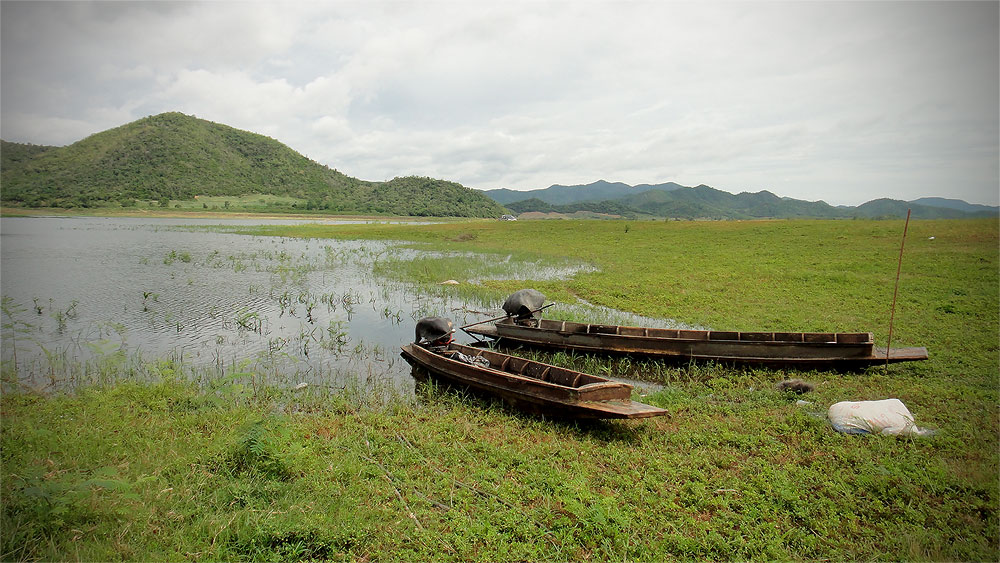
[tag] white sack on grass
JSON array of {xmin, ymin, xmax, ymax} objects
[{"xmin": 828, "ymin": 399, "xmax": 935, "ymax": 436}]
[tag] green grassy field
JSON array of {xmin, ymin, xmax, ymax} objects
[{"xmin": 2, "ymin": 218, "xmax": 997, "ymax": 561}]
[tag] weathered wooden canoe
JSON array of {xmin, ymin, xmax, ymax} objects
[
  {"xmin": 400, "ymin": 342, "xmax": 667, "ymax": 419},
  {"xmin": 466, "ymin": 318, "xmax": 929, "ymax": 370}
]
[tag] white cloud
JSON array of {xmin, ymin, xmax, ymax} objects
[{"xmin": 1, "ymin": 0, "xmax": 996, "ymax": 206}]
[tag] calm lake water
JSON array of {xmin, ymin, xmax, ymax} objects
[
  {"xmin": 1, "ymin": 216, "xmax": 488, "ymax": 390},
  {"xmin": 1, "ymin": 216, "xmax": 674, "ymax": 394}
]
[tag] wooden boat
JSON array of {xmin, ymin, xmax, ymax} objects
[
  {"xmin": 400, "ymin": 341, "xmax": 667, "ymax": 419},
  {"xmin": 466, "ymin": 318, "xmax": 929, "ymax": 370}
]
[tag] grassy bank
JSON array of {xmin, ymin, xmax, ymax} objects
[
  {"xmin": 3, "ymin": 218, "xmax": 997, "ymax": 561},
  {"xmin": 3, "ymin": 375, "xmax": 995, "ymax": 561}
]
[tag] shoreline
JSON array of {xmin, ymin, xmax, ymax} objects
[{"xmin": 0, "ymin": 206, "xmax": 453, "ymax": 221}]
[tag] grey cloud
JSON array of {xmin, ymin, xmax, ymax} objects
[{"xmin": 1, "ymin": 1, "xmax": 996, "ymax": 205}]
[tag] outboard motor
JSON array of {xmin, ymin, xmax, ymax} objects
[
  {"xmin": 502, "ymin": 289, "xmax": 546, "ymax": 322},
  {"xmin": 415, "ymin": 316, "xmax": 455, "ymax": 346}
]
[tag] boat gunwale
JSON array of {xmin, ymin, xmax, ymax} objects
[
  {"xmin": 400, "ymin": 342, "xmax": 668, "ymax": 418},
  {"xmin": 466, "ymin": 322, "xmax": 927, "ymax": 369},
  {"xmin": 402, "ymin": 342, "xmax": 632, "ymax": 395},
  {"xmin": 498, "ymin": 317, "xmax": 875, "ymax": 346}
]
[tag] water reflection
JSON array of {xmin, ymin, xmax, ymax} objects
[{"xmin": 0, "ymin": 216, "xmax": 603, "ymax": 393}]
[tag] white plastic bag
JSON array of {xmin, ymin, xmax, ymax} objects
[{"xmin": 828, "ymin": 398, "xmax": 934, "ymax": 436}]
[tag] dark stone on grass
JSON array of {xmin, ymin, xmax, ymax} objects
[{"xmin": 775, "ymin": 378, "xmax": 815, "ymax": 394}]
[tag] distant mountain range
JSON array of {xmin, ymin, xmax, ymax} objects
[
  {"xmin": 0, "ymin": 112, "xmax": 507, "ymax": 218},
  {"xmin": 485, "ymin": 180, "xmax": 687, "ymax": 206},
  {"xmin": 3, "ymin": 113, "xmax": 994, "ymax": 221},
  {"xmin": 908, "ymin": 197, "xmax": 1000, "ymax": 215},
  {"xmin": 482, "ymin": 180, "xmax": 999, "ymax": 220}
]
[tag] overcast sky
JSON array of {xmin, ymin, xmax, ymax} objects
[{"xmin": 2, "ymin": 1, "xmax": 997, "ymax": 206}]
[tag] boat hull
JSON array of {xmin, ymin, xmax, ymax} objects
[
  {"xmin": 400, "ymin": 342, "xmax": 667, "ymax": 419},
  {"xmin": 466, "ymin": 319, "xmax": 928, "ymax": 370}
]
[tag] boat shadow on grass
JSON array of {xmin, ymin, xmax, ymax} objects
[{"xmin": 410, "ymin": 368, "xmax": 653, "ymax": 445}]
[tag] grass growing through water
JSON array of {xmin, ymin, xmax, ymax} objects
[
  {"xmin": 244, "ymin": 218, "xmax": 998, "ymax": 371},
  {"xmin": 2, "ymin": 218, "xmax": 997, "ymax": 560}
]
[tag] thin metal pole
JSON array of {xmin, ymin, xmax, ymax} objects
[
  {"xmin": 459, "ymin": 303, "xmax": 555, "ymax": 342},
  {"xmin": 886, "ymin": 208, "xmax": 911, "ymax": 371},
  {"xmin": 459, "ymin": 303, "xmax": 554, "ymax": 331}
]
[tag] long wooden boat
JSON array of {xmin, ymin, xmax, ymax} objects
[
  {"xmin": 400, "ymin": 342, "xmax": 667, "ymax": 419},
  {"xmin": 466, "ymin": 318, "xmax": 929, "ymax": 370}
]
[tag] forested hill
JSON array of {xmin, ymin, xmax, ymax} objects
[
  {"xmin": 0, "ymin": 112, "xmax": 507, "ymax": 217},
  {"xmin": 1, "ymin": 140, "xmax": 57, "ymax": 169},
  {"xmin": 484, "ymin": 180, "xmax": 686, "ymax": 205}
]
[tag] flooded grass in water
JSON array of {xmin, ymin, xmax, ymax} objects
[{"xmin": 1, "ymin": 218, "xmax": 640, "ymax": 394}]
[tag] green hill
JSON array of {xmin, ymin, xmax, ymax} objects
[
  {"xmin": 1, "ymin": 140, "xmax": 56, "ymax": 171},
  {"xmin": 0, "ymin": 112, "xmax": 507, "ymax": 217}
]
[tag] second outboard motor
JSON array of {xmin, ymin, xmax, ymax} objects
[
  {"xmin": 415, "ymin": 316, "xmax": 455, "ymax": 346},
  {"xmin": 502, "ymin": 289, "xmax": 546, "ymax": 321}
]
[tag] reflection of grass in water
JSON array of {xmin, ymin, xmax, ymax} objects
[
  {"xmin": 163, "ymin": 249, "xmax": 192, "ymax": 265},
  {"xmin": 193, "ymin": 239, "xmax": 576, "ymax": 330},
  {"xmin": 234, "ymin": 309, "xmax": 264, "ymax": 333},
  {"xmin": 0, "ymin": 333, "xmax": 401, "ymax": 396},
  {"xmin": 157, "ymin": 238, "xmax": 574, "ymax": 328},
  {"xmin": 4, "ymin": 232, "xmax": 675, "ymax": 393},
  {"xmin": 1, "ymin": 283, "xmax": 404, "ymax": 394}
]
